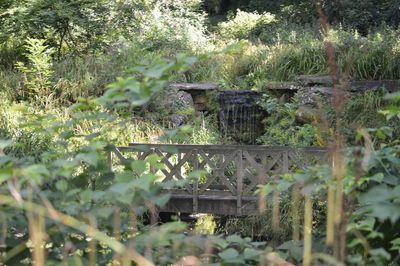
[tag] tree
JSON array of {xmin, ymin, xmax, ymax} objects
[{"xmin": 1, "ymin": 0, "xmax": 111, "ymax": 59}]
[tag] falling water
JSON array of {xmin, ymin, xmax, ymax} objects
[{"xmin": 218, "ymin": 91, "xmax": 264, "ymax": 144}]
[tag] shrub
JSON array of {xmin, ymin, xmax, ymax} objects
[
  {"xmin": 218, "ymin": 9, "xmax": 276, "ymax": 41},
  {"xmin": 256, "ymin": 94, "xmax": 319, "ymax": 146},
  {"xmin": 130, "ymin": 0, "xmax": 209, "ymax": 52},
  {"xmin": 247, "ymin": 28, "xmax": 400, "ymax": 84},
  {"xmin": 15, "ymin": 38, "xmax": 55, "ymax": 107},
  {"xmin": 0, "ymin": 98, "xmax": 52, "ymax": 160}
]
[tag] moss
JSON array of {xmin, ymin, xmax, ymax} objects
[{"xmin": 257, "ymin": 94, "xmax": 318, "ymax": 147}]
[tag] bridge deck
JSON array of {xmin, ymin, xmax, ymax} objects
[{"xmin": 109, "ymin": 143, "xmax": 328, "ymax": 216}]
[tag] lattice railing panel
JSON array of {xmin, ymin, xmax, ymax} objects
[{"xmin": 108, "ymin": 144, "xmax": 328, "ymax": 214}]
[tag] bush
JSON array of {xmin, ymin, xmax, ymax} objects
[
  {"xmin": 0, "ymin": 99, "xmax": 52, "ymax": 160},
  {"xmin": 15, "ymin": 38, "xmax": 54, "ymax": 106},
  {"xmin": 131, "ymin": 0, "xmax": 209, "ymax": 52},
  {"xmin": 246, "ymin": 28, "xmax": 400, "ymax": 84},
  {"xmin": 257, "ymin": 94, "xmax": 318, "ymax": 146},
  {"xmin": 218, "ymin": 9, "xmax": 276, "ymax": 41}
]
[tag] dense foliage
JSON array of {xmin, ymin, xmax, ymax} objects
[{"xmin": 1, "ymin": 0, "xmax": 400, "ymax": 265}]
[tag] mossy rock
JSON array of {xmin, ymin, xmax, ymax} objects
[{"xmin": 146, "ymin": 87, "xmax": 195, "ymax": 125}]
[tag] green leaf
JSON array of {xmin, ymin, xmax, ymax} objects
[
  {"xmin": 0, "ymin": 167, "xmax": 13, "ymax": 183},
  {"xmin": 210, "ymin": 237, "xmax": 229, "ymax": 249},
  {"xmin": 56, "ymin": 179, "xmax": 68, "ymax": 192},
  {"xmin": 390, "ymin": 238, "xmax": 400, "ymax": 251},
  {"xmin": 145, "ymin": 154, "xmax": 161, "ymax": 166},
  {"xmin": 115, "ymin": 172, "xmax": 133, "ymax": 183},
  {"xmin": 226, "ymin": 234, "xmax": 243, "ymax": 244},
  {"xmin": 347, "ymin": 254, "xmax": 363, "ymax": 264},
  {"xmin": 358, "ymin": 185, "xmax": 394, "ymax": 204},
  {"xmin": 131, "ymin": 160, "xmax": 147, "ymax": 174},
  {"xmin": 89, "ymin": 191, "xmax": 106, "ymax": 201},
  {"xmin": 277, "ymin": 180, "xmax": 292, "ymax": 192},
  {"xmin": 0, "ymin": 139, "xmax": 13, "ymax": 149},
  {"xmin": 93, "ymin": 207, "xmax": 113, "ymax": 219},
  {"xmin": 243, "ymin": 248, "xmax": 262, "ymax": 260},
  {"xmin": 369, "ymin": 173, "xmax": 384, "ymax": 183},
  {"xmin": 277, "ymin": 240, "xmax": 303, "ymax": 261},
  {"xmin": 131, "ymin": 174, "xmax": 156, "ymax": 191},
  {"xmin": 21, "ymin": 164, "xmax": 49, "ymax": 184},
  {"xmin": 219, "ymin": 248, "xmax": 239, "ymax": 261},
  {"xmin": 76, "ymin": 152, "xmax": 98, "ymax": 167},
  {"xmin": 348, "ymin": 238, "xmax": 363, "ymax": 248},
  {"xmin": 370, "ymin": 203, "xmax": 400, "ymax": 223},
  {"xmin": 110, "ymin": 183, "xmax": 131, "ymax": 195},
  {"xmin": 80, "ymin": 190, "xmax": 91, "ymax": 203},
  {"xmin": 153, "ymin": 194, "xmax": 170, "ymax": 207},
  {"xmin": 369, "ymin": 248, "xmax": 391, "ymax": 261},
  {"xmin": 257, "ymin": 183, "xmax": 274, "ymax": 197}
]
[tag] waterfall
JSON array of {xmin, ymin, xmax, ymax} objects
[{"xmin": 218, "ymin": 91, "xmax": 263, "ymax": 144}]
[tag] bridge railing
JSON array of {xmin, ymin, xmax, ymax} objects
[{"xmin": 108, "ymin": 143, "xmax": 328, "ymax": 215}]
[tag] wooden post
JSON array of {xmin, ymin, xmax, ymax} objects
[
  {"xmin": 107, "ymin": 150, "xmax": 113, "ymax": 172},
  {"xmin": 236, "ymin": 150, "xmax": 243, "ymax": 216},
  {"xmin": 193, "ymin": 149, "xmax": 199, "ymax": 214},
  {"xmin": 178, "ymin": 152, "xmax": 182, "ymax": 178},
  {"xmin": 283, "ymin": 150, "xmax": 289, "ymax": 173}
]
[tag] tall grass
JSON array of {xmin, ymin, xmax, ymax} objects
[{"xmin": 185, "ymin": 27, "xmax": 400, "ymax": 90}]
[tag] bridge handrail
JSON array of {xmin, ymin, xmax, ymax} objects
[
  {"xmin": 109, "ymin": 143, "xmax": 329, "ymax": 215},
  {"xmin": 126, "ymin": 143, "xmax": 328, "ymax": 153}
]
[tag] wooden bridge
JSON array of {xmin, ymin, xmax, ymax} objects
[{"xmin": 109, "ymin": 144, "xmax": 328, "ymax": 216}]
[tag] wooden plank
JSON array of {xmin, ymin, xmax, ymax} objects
[
  {"xmin": 243, "ymin": 154, "xmax": 273, "ymax": 195},
  {"xmin": 127, "ymin": 143, "xmax": 328, "ymax": 153},
  {"xmin": 138, "ymin": 150, "xmax": 152, "ymax": 160},
  {"xmin": 193, "ymin": 149, "xmax": 199, "ymax": 213},
  {"xmin": 236, "ymin": 150, "xmax": 243, "ymax": 216},
  {"xmin": 164, "ymin": 151, "xmax": 193, "ymax": 181},
  {"xmin": 169, "ymin": 194, "xmax": 258, "ymax": 201},
  {"xmin": 218, "ymin": 151, "xmax": 239, "ymax": 195},
  {"xmin": 154, "ymin": 149, "xmax": 175, "ymax": 171},
  {"xmin": 167, "ymin": 189, "xmax": 258, "ymax": 200},
  {"xmin": 264, "ymin": 152, "xmax": 282, "ymax": 171},
  {"xmin": 243, "ymin": 150, "xmax": 261, "ymax": 170},
  {"xmin": 198, "ymin": 150, "xmax": 238, "ymax": 194},
  {"xmin": 198, "ymin": 172, "xmax": 220, "ymax": 194},
  {"xmin": 163, "ymin": 196, "xmax": 259, "ymax": 215},
  {"xmin": 107, "ymin": 150, "xmax": 113, "ymax": 171},
  {"xmin": 112, "ymin": 147, "xmax": 128, "ymax": 164},
  {"xmin": 282, "ymin": 151, "xmax": 289, "ymax": 173},
  {"xmin": 198, "ymin": 150, "xmax": 217, "ymax": 169}
]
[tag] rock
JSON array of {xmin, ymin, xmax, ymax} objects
[
  {"xmin": 349, "ymin": 80, "xmax": 400, "ymax": 92},
  {"xmin": 294, "ymin": 87, "xmax": 321, "ymax": 106},
  {"xmin": 295, "ymin": 106, "xmax": 318, "ymax": 123},
  {"xmin": 263, "ymin": 81, "xmax": 302, "ymax": 91},
  {"xmin": 193, "ymin": 94, "xmax": 208, "ymax": 111},
  {"xmin": 167, "ymin": 114, "xmax": 186, "ymax": 127},
  {"xmin": 146, "ymin": 87, "xmax": 195, "ymax": 126},
  {"xmin": 169, "ymin": 82, "xmax": 218, "ymax": 91},
  {"xmin": 193, "ymin": 94, "xmax": 207, "ymax": 104},
  {"xmin": 294, "ymin": 86, "xmax": 348, "ymax": 107},
  {"xmin": 297, "ymin": 75, "xmax": 334, "ymax": 86},
  {"xmin": 147, "ymin": 88, "xmax": 194, "ymax": 114}
]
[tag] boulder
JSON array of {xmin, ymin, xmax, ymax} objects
[
  {"xmin": 167, "ymin": 114, "xmax": 187, "ymax": 127},
  {"xmin": 169, "ymin": 83, "xmax": 218, "ymax": 91},
  {"xmin": 146, "ymin": 87, "xmax": 195, "ymax": 126},
  {"xmin": 297, "ymin": 75, "xmax": 334, "ymax": 86},
  {"xmin": 294, "ymin": 86, "xmax": 348, "ymax": 107},
  {"xmin": 295, "ymin": 106, "xmax": 318, "ymax": 123}
]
